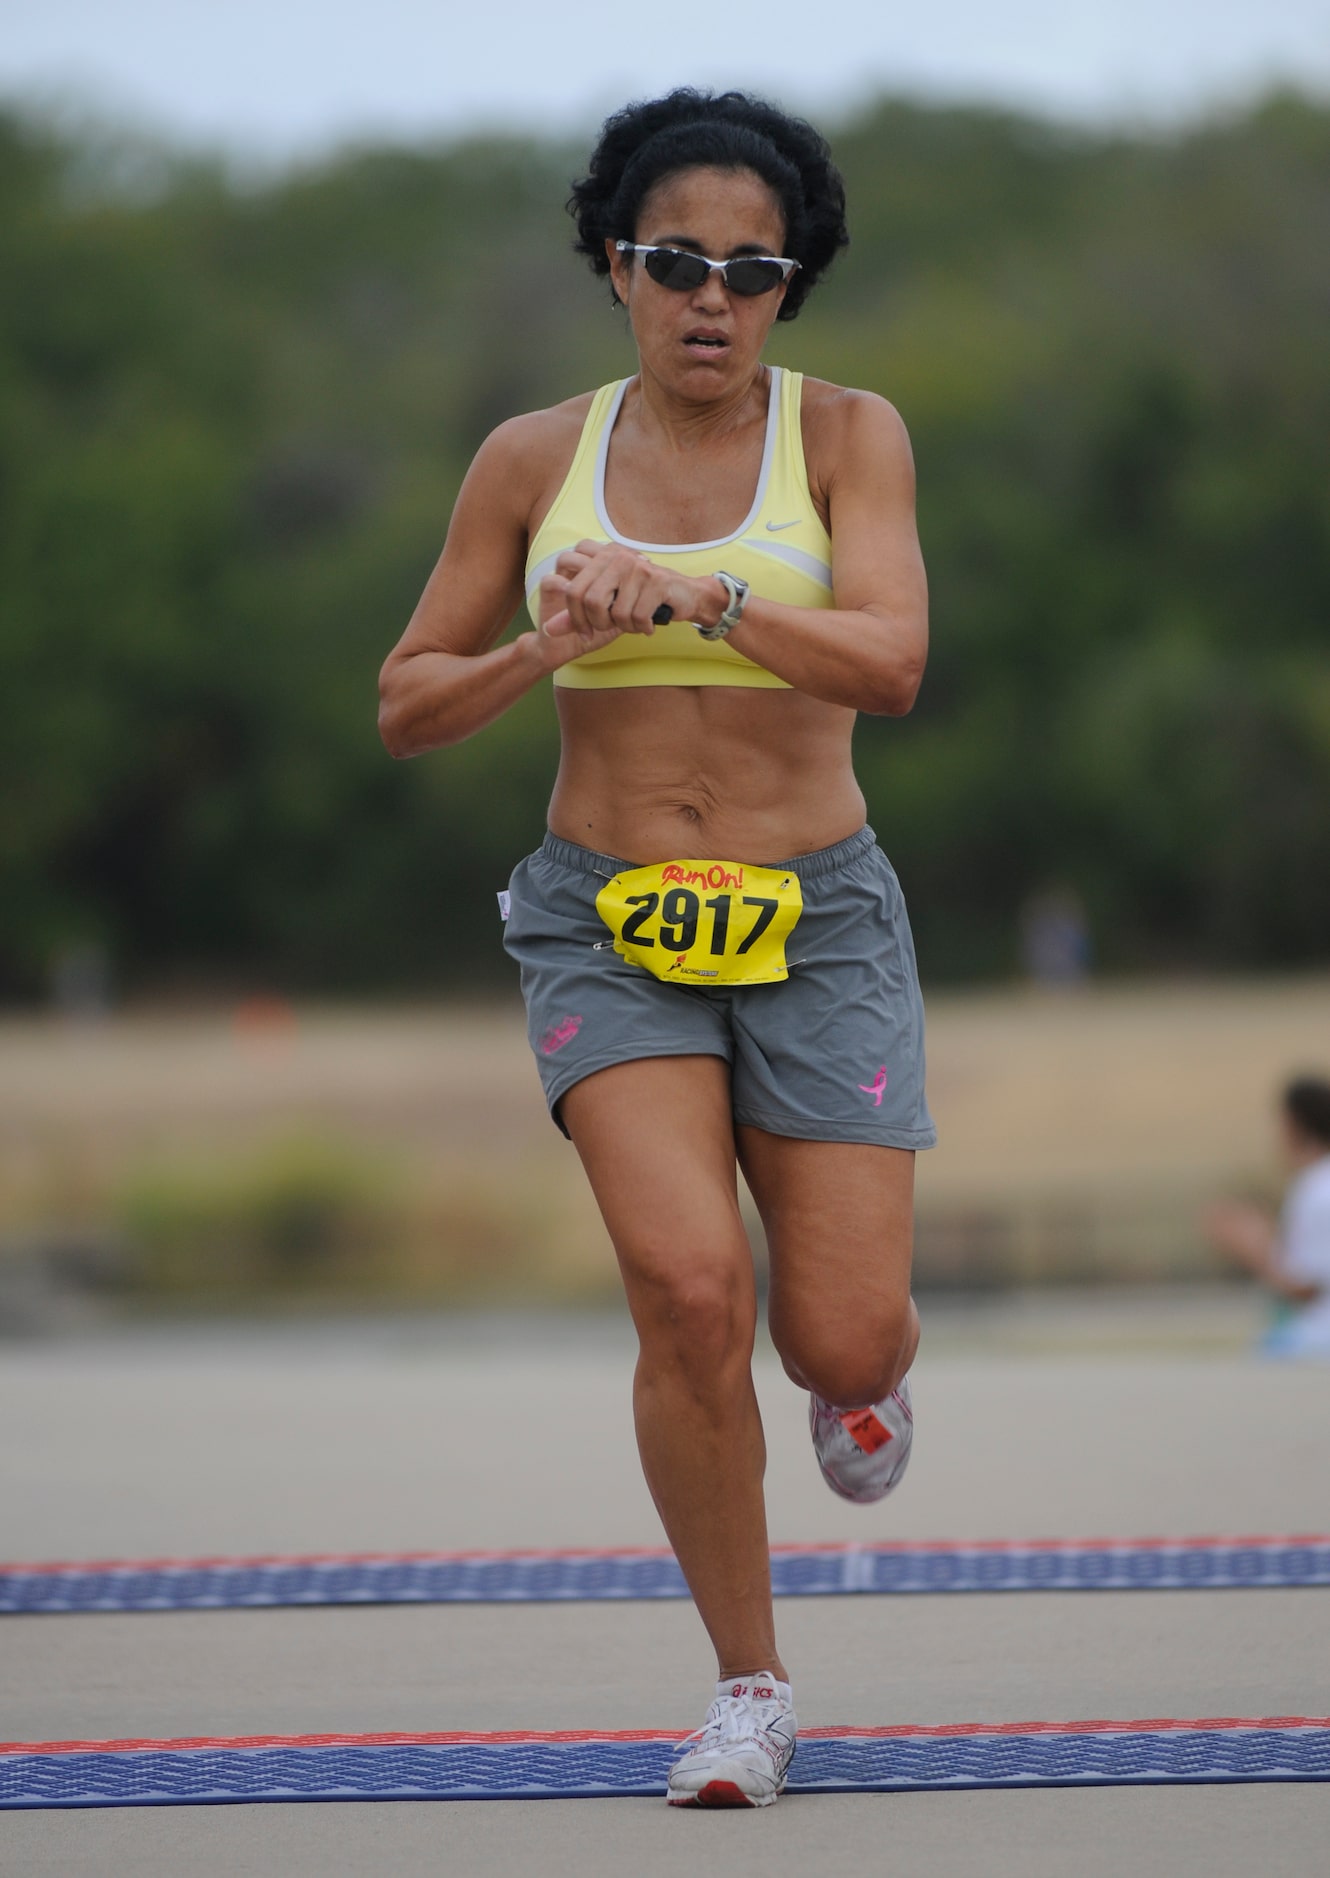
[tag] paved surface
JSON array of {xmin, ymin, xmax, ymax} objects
[{"xmin": 3, "ymin": 1305, "xmax": 1329, "ymax": 1875}]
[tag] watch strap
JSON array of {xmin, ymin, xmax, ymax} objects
[{"xmin": 695, "ymin": 570, "xmax": 749, "ymax": 641}]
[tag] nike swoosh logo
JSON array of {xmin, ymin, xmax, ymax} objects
[{"xmin": 765, "ymin": 518, "xmax": 800, "ymax": 532}]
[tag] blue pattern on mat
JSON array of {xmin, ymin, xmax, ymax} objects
[
  {"xmin": 4, "ymin": 1727, "xmax": 1329, "ymax": 1809},
  {"xmin": 4, "ymin": 1540, "xmax": 1328, "ymax": 1613}
]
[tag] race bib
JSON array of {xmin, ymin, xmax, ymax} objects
[{"xmin": 595, "ymin": 858, "xmax": 803, "ymax": 987}]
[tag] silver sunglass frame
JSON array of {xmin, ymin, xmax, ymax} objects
[{"xmin": 614, "ymin": 242, "xmax": 801, "ymax": 293}]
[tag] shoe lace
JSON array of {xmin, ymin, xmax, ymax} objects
[{"xmin": 685, "ymin": 1687, "xmax": 783, "ymax": 1754}]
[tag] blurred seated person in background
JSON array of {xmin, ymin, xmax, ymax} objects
[{"xmin": 1202, "ymin": 1074, "xmax": 1330, "ymax": 1359}]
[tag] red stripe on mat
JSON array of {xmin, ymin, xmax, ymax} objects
[
  {"xmin": 6, "ymin": 1717, "xmax": 1328, "ymax": 1759},
  {"xmin": 5, "ymin": 1534, "xmax": 1328, "ymax": 1575}
]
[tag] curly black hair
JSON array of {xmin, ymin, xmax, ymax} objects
[{"xmin": 568, "ymin": 88, "xmax": 848, "ymax": 321}]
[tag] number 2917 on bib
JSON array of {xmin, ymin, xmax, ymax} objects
[{"xmin": 595, "ymin": 859, "xmax": 804, "ymax": 989}]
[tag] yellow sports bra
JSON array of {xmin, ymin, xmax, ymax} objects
[{"xmin": 524, "ymin": 366, "xmax": 833, "ymax": 689}]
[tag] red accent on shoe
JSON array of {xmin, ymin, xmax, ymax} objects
[
  {"xmin": 840, "ymin": 1407, "xmax": 894, "ymax": 1455},
  {"xmin": 694, "ymin": 1780, "xmax": 755, "ymax": 1807}
]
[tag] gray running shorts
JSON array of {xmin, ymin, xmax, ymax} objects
[{"xmin": 502, "ymin": 825, "xmax": 936, "ymax": 1150}]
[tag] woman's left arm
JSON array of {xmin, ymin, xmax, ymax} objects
[{"xmin": 721, "ymin": 389, "xmax": 928, "ymax": 713}]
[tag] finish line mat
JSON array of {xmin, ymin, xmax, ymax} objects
[
  {"xmin": 4, "ymin": 1535, "xmax": 1328, "ymax": 1613},
  {"xmin": 3, "ymin": 1719, "xmax": 1328, "ymax": 1808}
]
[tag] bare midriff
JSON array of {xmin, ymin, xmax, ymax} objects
[{"xmin": 548, "ymin": 685, "xmax": 866, "ymax": 863}]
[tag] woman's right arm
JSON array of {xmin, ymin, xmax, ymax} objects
[
  {"xmin": 379, "ymin": 410, "xmax": 620, "ymax": 756},
  {"xmin": 378, "ymin": 418, "xmax": 544, "ymax": 756}
]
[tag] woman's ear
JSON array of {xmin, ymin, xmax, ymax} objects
[{"xmin": 606, "ymin": 237, "xmax": 631, "ymax": 308}]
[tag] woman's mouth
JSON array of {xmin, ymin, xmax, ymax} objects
[{"xmin": 684, "ymin": 330, "xmax": 729, "ymax": 356}]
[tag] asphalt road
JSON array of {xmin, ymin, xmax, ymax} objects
[{"xmin": 3, "ymin": 1304, "xmax": 1328, "ymax": 1876}]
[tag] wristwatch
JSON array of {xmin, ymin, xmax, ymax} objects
[{"xmin": 695, "ymin": 570, "xmax": 750, "ymax": 640}]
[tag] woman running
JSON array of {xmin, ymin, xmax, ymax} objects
[{"xmin": 379, "ymin": 87, "xmax": 934, "ymax": 1809}]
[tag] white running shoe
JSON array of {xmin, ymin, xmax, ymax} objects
[
  {"xmin": 666, "ymin": 1672, "xmax": 797, "ymax": 1808},
  {"xmin": 809, "ymin": 1373, "xmax": 914, "ymax": 1504}
]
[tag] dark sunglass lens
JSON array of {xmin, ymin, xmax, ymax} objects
[
  {"xmin": 643, "ymin": 248, "xmax": 709, "ymax": 291},
  {"xmin": 724, "ymin": 259, "xmax": 785, "ymax": 296}
]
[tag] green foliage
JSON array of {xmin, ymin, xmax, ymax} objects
[
  {"xmin": 110, "ymin": 1127, "xmax": 597, "ymax": 1304},
  {"xmin": 1, "ymin": 93, "xmax": 1328, "ymax": 992},
  {"xmin": 116, "ymin": 1132, "xmax": 406, "ymax": 1295}
]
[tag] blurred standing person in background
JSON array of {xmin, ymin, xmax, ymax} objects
[
  {"xmin": 1019, "ymin": 885, "xmax": 1091, "ymax": 987},
  {"xmin": 379, "ymin": 88, "xmax": 933, "ymax": 1807},
  {"xmin": 1202, "ymin": 1075, "xmax": 1330, "ymax": 1359}
]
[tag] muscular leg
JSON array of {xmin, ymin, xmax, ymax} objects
[
  {"xmin": 737, "ymin": 1131, "xmax": 919, "ymax": 1408},
  {"xmin": 561, "ymin": 1056, "xmax": 786, "ymax": 1682}
]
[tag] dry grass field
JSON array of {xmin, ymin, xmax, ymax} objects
[{"xmin": 0, "ymin": 974, "xmax": 1326, "ymax": 1308}]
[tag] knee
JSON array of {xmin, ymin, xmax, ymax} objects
[
  {"xmin": 773, "ymin": 1296, "xmax": 916, "ymax": 1409},
  {"xmin": 629, "ymin": 1251, "xmax": 756, "ymax": 1379}
]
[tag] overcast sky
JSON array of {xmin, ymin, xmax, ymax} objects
[{"xmin": 2, "ymin": 0, "xmax": 1328, "ymax": 159}]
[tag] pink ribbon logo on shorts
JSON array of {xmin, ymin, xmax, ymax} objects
[
  {"xmin": 540, "ymin": 1015, "xmax": 583, "ymax": 1056},
  {"xmin": 858, "ymin": 1066, "xmax": 888, "ymax": 1107}
]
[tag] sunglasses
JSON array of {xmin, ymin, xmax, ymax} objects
[{"xmin": 615, "ymin": 242, "xmax": 800, "ymax": 297}]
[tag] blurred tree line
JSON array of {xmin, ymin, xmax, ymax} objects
[{"xmin": 1, "ymin": 91, "xmax": 1327, "ymax": 997}]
